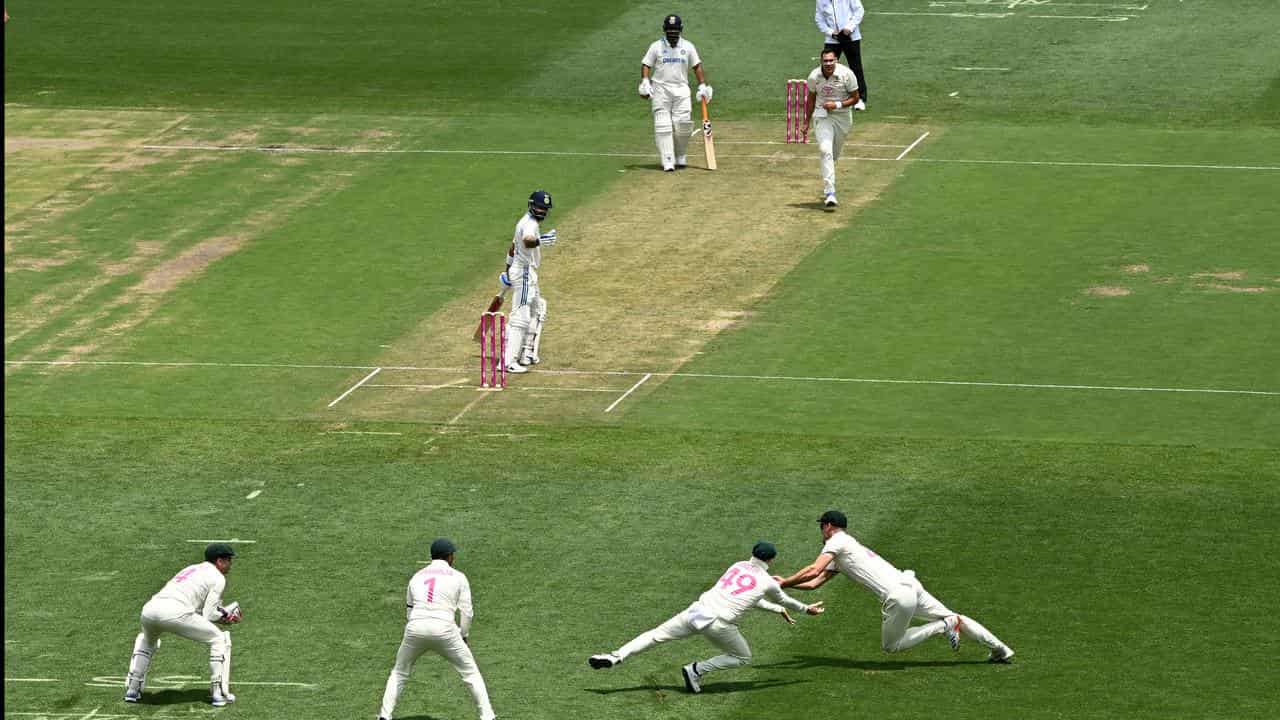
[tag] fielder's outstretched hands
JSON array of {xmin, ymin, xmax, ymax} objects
[
  {"xmin": 638, "ymin": 78, "xmax": 652, "ymax": 98},
  {"xmin": 805, "ymin": 601, "xmax": 825, "ymax": 616},
  {"xmin": 696, "ymin": 84, "xmax": 714, "ymax": 103},
  {"xmin": 780, "ymin": 608, "xmax": 797, "ymax": 625}
]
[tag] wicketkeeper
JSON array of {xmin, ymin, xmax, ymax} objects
[
  {"xmin": 588, "ymin": 542, "xmax": 824, "ymax": 694},
  {"xmin": 124, "ymin": 543, "xmax": 242, "ymax": 707},
  {"xmin": 378, "ymin": 539, "xmax": 495, "ymax": 720},
  {"xmin": 504, "ymin": 190, "xmax": 557, "ymax": 374},
  {"xmin": 639, "ymin": 14, "xmax": 713, "ymax": 171}
]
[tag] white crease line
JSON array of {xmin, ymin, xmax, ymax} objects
[
  {"xmin": 896, "ymin": 131, "xmax": 931, "ymax": 160},
  {"xmin": 952, "ymin": 66, "xmax": 1011, "ymax": 71},
  {"xmin": 186, "ymin": 539, "xmax": 256, "ymax": 544},
  {"xmin": 127, "ymin": 145, "xmax": 1280, "ymax": 172},
  {"xmin": 717, "ymin": 140, "xmax": 912, "ymax": 148},
  {"xmin": 328, "ymin": 367, "xmax": 381, "ymax": 408},
  {"xmin": 605, "ymin": 373, "xmax": 652, "ymax": 413},
  {"xmin": 369, "ymin": 383, "xmax": 616, "ymax": 393},
  {"xmin": 8, "ymin": 360, "xmax": 1276, "ymax": 396},
  {"xmin": 323, "ymin": 430, "xmax": 404, "ymax": 435},
  {"xmin": 447, "ymin": 392, "xmax": 490, "ymax": 426},
  {"xmin": 4, "ymin": 678, "xmax": 61, "ymax": 682},
  {"xmin": 245, "ymin": 490, "xmax": 262, "ymax": 500}
]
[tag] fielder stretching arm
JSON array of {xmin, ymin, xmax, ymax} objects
[{"xmin": 778, "ymin": 551, "xmax": 836, "ymax": 588}]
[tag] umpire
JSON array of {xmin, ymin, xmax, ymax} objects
[{"xmin": 815, "ymin": 0, "xmax": 869, "ymax": 111}]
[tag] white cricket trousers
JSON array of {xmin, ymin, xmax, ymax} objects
[
  {"xmin": 504, "ymin": 265, "xmax": 541, "ymax": 367},
  {"xmin": 128, "ymin": 599, "xmax": 228, "ymax": 686},
  {"xmin": 813, "ymin": 110, "xmax": 853, "ymax": 196},
  {"xmin": 615, "ymin": 605, "xmax": 752, "ymax": 675},
  {"xmin": 379, "ymin": 618, "xmax": 495, "ymax": 720},
  {"xmin": 881, "ymin": 571, "xmax": 1006, "ymax": 653},
  {"xmin": 649, "ymin": 84, "xmax": 694, "ymax": 169}
]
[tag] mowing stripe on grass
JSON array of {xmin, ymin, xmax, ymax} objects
[
  {"xmin": 140, "ymin": 143, "xmax": 1280, "ymax": 172},
  {"xmin": 7, "ymin": 360, "xmax": 1276, "ymax": 397}
]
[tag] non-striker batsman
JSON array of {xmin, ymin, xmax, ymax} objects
[{"xmin": 639, "ymin": 14, "xmax": 713, "ymax": 171}]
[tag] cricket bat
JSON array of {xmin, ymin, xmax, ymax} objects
[
  {"xmin": 472, "ymin": 286, "xmax": 510, "ymax": 342},
  {"xmin": 701, "ymin": 98, "xmax": 717, "ymax": 171}
]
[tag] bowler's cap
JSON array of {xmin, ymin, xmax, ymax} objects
[
  {"xmin": 751, "ymin": 541, "xmax": 778, "ymax": 561},
  {"xmin": 817, "ymin": 510, "xmax": 848, "ymax": 528},
  {"xmin": 430, "ymin": 538, "xmax": 458, "ymax": 559},
  {"xmin": 204, "ymin": 543, "xmax": 237, "ymax": 562}
]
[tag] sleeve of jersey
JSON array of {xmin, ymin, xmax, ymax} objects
[
  {"xmin": 642, "ymin": 44, "xmax": 657, "ymax": 67},
  {"xmin": 688, "ymin": 44, "xmax": 701, "ymax": 67},
  {"xmin": 767, "ymin": 583, "xmax": 810, "ymax": 613},
  {"xmin": 457, "ymin": 577, "xmax": 475, "ymax": 638},
  {"xmin": 202, "ymin": 573, "xmax": 227, "ymax": 622}
]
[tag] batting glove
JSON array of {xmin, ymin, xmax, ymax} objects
[
  {"xmin": 696, "ymin": 84, "xmax": 713, "ymax": 103},
  {"xmin": 499, "ymin": 272, "xmax": 512, "ymax": 288},
  {"xmin": 538, "ymin": 229, "xmax": 558, "ymax": 246},
  {"xmin": 638, "ymin": 78, "xmax": 652, "ymax": 97}
]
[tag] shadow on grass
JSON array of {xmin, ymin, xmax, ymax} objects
[
  {"xmin": 786, "ymin": 201, "xmax": 834, "ymax": 212},
  {"xmin": 586, "ymin": 677, "xmax": 806, "ymax": 695},
  {"xmin": 757, "ymin": 654, "xmax": 986, "ymax": 671},
  {"xmin": 395, "ymin": 714, "xmax": 444, "ymax": 720},
  {"xmin": 135, "ymin": 687, "xmax": 214, "ymax": 705}
]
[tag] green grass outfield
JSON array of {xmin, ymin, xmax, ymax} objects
[{"xmin": 6, "ymin": 2, "xmax": 1280, "ymax": 720}]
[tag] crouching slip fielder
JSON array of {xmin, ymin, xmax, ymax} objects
[
  {"xmin": 504, "ymin": 189, "xmax": 558, "ymax": 374},
  {"xmin": 780, "ymin": 511, "xmax": 1016, "ymax": 663},
  {"xmin": 379, "ymin": 539, "xmax": 495, "ymax": 720},
  {"xmin": 589, "ymin": 542, "xmax": 824, "ymax": 693},
  {"xmin": 640, "ymin": 14, "xmax": 713, "ymax": 171},
  {"xmin": 125, "ymin": 543, "xmax": 242, "ymax": 706},
  {"xmin": 806, "ymin": 49, "xmax": 860, "ymax": 208}
]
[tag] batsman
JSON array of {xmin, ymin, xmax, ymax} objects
[
  {"xmin": 503, "ymin": 190, "xmax": 558, "ymax": 374},
  {"xmin": 639, "ymin": 14, "xmax": 713, "ymax": 171}
]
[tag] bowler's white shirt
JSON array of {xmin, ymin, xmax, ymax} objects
[
  {"xmin": 807, "ymin": 64, "xmax": 859, "ymax": 118},
  {"xmin": 150, "ymin": 561, "xmax": 226, "ymax": 622},
  {"xmin": 510, "ymin": 213, "xmax": 542, "ymax": 272},
  {"xmin": 691, "ymin": 557, "xmax": 808, "ymax": 626},
  {"xmin": 407, "ymin": 559, "xmax": 475, "ymax": 637},
  {"xmin": 821, "ymin": 530, "xmax": 904, "ymax": 602},
  {"xmin": 642, "ymin": 38, "xmax": 702, "ymax": 91},
  {"xmin": 815, "ymin": 0, "xmax": 865, "ymax": 41}
]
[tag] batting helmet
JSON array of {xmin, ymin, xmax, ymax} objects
[
  {"xmin": 528, "ymin": 190, "xmax": 553, "ymax": 221},
  {"xmin": 662, "ymin": 14, "xmax": 683, "ymax": 31}
]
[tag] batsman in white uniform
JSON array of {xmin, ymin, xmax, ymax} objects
[
  {"xmin": 124, "ymin": 543, "xmax": 242, "ymax": 706},
  {"xmin": 504, "ymin": 189, "xmax": 558, "ymax": 375},
  {"xmin": 640, "ymin": 14, "xmax": 713, "ymax": 171},
  {"xmin": 588, "ymin": 542, "xmax": 824, "ymax": 693},
  {"xmin": 378, "ymin": 538, "xmax": 495, "ymax": 720},
  {"xmin": 780, "ymin": 511, "xmax": 1016, "ymax": 663},
  {"xmin": 805, "ymin": 49, "xmax": 860, "ymax": 208}
]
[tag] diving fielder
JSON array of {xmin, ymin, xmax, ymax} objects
[
  {"xmin": 504, "ymin": 190, "xmax": 557, "ymax": 374},
  {"xmin": 805, "ymin": 49, "xmax": 860, "ymax": 208},
  {"xmin": 124, "ymin": 544, "xmax": 242, "ymax": 707},
  {"xmin": 379, "ymin": 539, "xmax": 495, "ymax": 720},
  {"xmin": 640, "ymin": 14, "xmax": 713, "ymax": 171},
  {"xmin": 780, "ymin": 510, "xmax": 1016, "ymax": 662},
  {"xmin": 588, "ymin": 542, "xmax": 824, "ymax": 693}
]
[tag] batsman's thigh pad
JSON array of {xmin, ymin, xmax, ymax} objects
[
  {"xmin": 672, "ymin": 96, "xmax": 693, "ymax": 125},
  {"xmin": 507, "ymin": 302, "xmax": 533, "ymax": 330}
]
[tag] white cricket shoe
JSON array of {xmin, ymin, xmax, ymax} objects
[
  {"xmin": 681, "ymin": 663, "xmax": 702, "ymax": 693},
  {"xmin": 853, "ymin": 99, "xmax": 867, "ymax": 111},
  {"xmin": 211, "ymin": 688, "xmax": 236, "ymax": 707},
  {"xmin": 988, "ymin": 645, "xmax": 1015, "ymax": 664},
  {"xmin": 505, "ymin": 362, "xmax": 528, "ymax": 374},
  {"xmin": 943, "ymin": 615, "xmax": 962, "ymax": 651},
  {"xmin": 588, "ymin": 653, "xmax": 621, "ymax": 669},
  {"xmin": 824, "ymin": 193, "xmax": 838, "ymax": 208},
  {"xmin": 675, "ymin": 154, "xmax": 688, "ymax": 168},
  {"xmin": 124, "ymin": 689, "xmax": 141, "ymax": 703}
]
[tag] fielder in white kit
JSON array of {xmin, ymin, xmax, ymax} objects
[
  {"xmin": 588, "ymin": 542, "xmax": 824, "ymax": 693},
  {"xmin": 780, "ymin": 510, "xmax": 1016, "ymax": 663},
  {"xmin": 639, "ymin": 14, "xmax": 713, "ymax": 171},
  {"xmin": 124, "ymin": 543, "xmax": 242, "ymax": 706},
  {"xmin": 504, "ymin": 189, "xmax": 558, "ymax": 374},
  {"xmin": 378, "ymin": 538, "xmax": 495, "ymax": 720},
  {"xmin": 805, "ymin": 49, "xmax": 861, "ymax": 208}
]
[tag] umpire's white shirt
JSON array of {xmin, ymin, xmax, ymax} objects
[
  {"xmin": 407, "ymin": 559, "xmax": 475, "ymax": 637},
  {"xmin": 148, "ymin": 561, "xmax": 226, "ymax": 622},
  {"xmin": 815, "ymin": 0, "xmax": 865, "ymax": 42},
  {"xmin": 510, "ymin": 213, "xmax": 542, "ymax": 272},
  {"xmin": 642, "ymin": 38, "xmax": 701, "ymax": 94},
  {"xmin": 821, "ymin": 530, "xmax": 905, "ymax": 602},
  {"xmin": 690, "ymin": 557, "xmax": 808, "ymax": 627}
]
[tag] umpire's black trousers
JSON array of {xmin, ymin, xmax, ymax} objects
[{"xmin": 824, "ymin": 36, "xmax": 868, "ymax": 102}]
